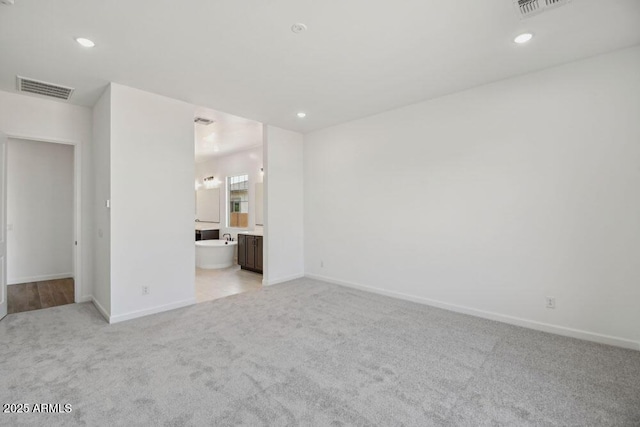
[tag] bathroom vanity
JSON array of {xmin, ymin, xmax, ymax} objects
[
  {"xmin": 195, "ymin": 229, "xmax": 219, "ymax": 241},
  {"xmin": 237, "ymin": 233, "xmax": 263, "ymax": 274},
  {"xmin": 195, "ymin": 223, "xmax": 220, "ymax": 241}
]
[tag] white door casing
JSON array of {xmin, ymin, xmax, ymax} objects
[{"xmin": 0, "ymin": 132, "xmax": 7, "ymax": 320}]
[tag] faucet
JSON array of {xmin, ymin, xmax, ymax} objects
[{"xmin": 222, "ymin": 233, "xmax": 232, "ymax": 241}]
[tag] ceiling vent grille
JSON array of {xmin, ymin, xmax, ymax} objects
[
  {"xmin": 16, "ymin": 76, "xmax": 74, "ymax": 100},
  {"xmin": 515, "ymin": 0, "xmax": 571, "ymax": 18},
  {"xmin": 194, "ymin": 117, "xmax": 215, "ymax": 125}
]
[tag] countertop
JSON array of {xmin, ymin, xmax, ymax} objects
[
  {"xmin": 239, "ymin": 230, "xmax": 263, "ymax": 236},
  {"xmin": 195, "ymin": 222, "xmax": 220, "ymax": 231}
]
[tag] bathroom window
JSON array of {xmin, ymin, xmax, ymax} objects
[{"xmin": 227, "ymin": 174, "xmax": 249, "ymax": 228}]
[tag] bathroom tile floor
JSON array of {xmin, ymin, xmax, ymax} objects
[{"xmin": 195, "ymin": 265, "xmax": 262, "ymax": 303}]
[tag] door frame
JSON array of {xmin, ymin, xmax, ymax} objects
[{"xmin": 4, "ymin": 133, "xmax": 83, "ymax": 304}]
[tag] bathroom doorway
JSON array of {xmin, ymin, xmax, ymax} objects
[
  {"xmin": 4, "ymin": 137, "xmax": 77, "ymax": 314},
  {"xmin": 193, "ymin": 108, "xmax": 264, "ymax": 303}
]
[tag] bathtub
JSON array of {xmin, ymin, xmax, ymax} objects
[{"xmin": 196, "ymin": 240, "xmax": 238, "ymax": 269}]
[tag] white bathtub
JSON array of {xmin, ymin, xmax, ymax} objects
[{"xmin": 196, "ymin": 240, "xmax": 238, "ymax": 269}]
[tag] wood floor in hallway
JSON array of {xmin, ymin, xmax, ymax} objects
[{"xmin": 7, "ymin": 278, "xmax": 74, "ymax": 314}]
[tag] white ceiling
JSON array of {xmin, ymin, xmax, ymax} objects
[
  {"xmin": 194, "ymin": 106, "xmax": 262, "ymax": 162},
  {"xmin": 0, "ymin": 0, "xmax": 639, "ymax": 133}
]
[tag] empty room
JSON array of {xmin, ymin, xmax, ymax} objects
[{"xmin": 0, "ymin": 0, "xmax": 639, "ymax": 426}]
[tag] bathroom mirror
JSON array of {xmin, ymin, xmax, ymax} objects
[
  {"xmin": 196, "ymin": 188, "xmax": 220, "ymax": 223},
  {"xmin": 228, "ymin": 175, "xmax": 249, "ymax": 228},
  {"xmin": 255, "ymin": 182, "xmax": 264, "ymax": 226}
]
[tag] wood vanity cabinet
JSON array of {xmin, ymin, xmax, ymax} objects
[
  {"xmin": 238, "ymin": 234, "xmax": 263, "ymax": 274},
  {"xmin": 195, "ymin": 229, "xmax": 219, "ymax": 241}
]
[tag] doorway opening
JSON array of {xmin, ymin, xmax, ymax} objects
[
  {"xmin": 193, "ymin": 108, "xmax": 264, "ymax": 303},
  {"xmin": 6, "ymin": 138, "xmax": 76, "ymax": 314}
]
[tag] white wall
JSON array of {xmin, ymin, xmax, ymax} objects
[
  {"xmin": 91, "ymin": 86, "xmax": 111, "ymax": 316},
  {"xmin": 109, "ymin": 84, "xmax": 195, "ymax": 322},
  {"xmin": 7, "ymin": 139, "xmax": 74, "ymax": 284},
  {"xmin": 264, "ymin": 125, "xmax": 304, "ymax": 285},
  {"xmin": 0, "ymin": 90, "xmax": 93, "ymax": 302},
  {"xmin": 304, "ymin": 46, "xmax": 640, "ymax": 349},
  {"xmin": 195, "ymin": 145, "xmax": 263, "ymax": 239}
]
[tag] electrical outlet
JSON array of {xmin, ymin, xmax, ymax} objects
[
  {"xmin": 142, "ymin": 286, "xmax": 150, "ymax": 295},
  {"xmin": 545, "ymin": 297, "xmax": 556, "ymax": 309}
]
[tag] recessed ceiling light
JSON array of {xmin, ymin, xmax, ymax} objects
[
  {"xmin": 514, "ymin": 33, "xmax": 533, "ymax": 44},
  {"xmin": 297, "ymin": 112, "xmax": 306, "ymax": 118},
  {"xmin": 75, "ymin": 37, "xmax": 95, "ymax": 48}
]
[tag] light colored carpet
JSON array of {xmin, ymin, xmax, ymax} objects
[{"xmin": 1, "ymin": 278, "xmax": 639, "ymax": 426}]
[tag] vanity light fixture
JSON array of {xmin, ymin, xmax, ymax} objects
[
  {"xmin": 514, "ymin": 33, "xmax": 533, "ymax": 44},
  {"xmin": 75, "ymin": 37, "xmax": 95, "ymax": 48},
  {"xmin": 203, "ymin": 176, "xmax": 217, "ymax": 189}
]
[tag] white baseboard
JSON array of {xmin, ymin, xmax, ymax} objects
[
  {"xmin": 305, "ymin": 273, "xmax": 640, "ymax": 351},
  {"xmin": 91, "ymin": 297, "xmax": 110, "ymax": 323},
  {"xmin": 265, "ymin": 273, "xmax": 305, "ymax": 286},
  {"xmin": 108, "ymin": 298, "xmax": 196, "ymax": 324},
  {"xmin": 8, "ymin": 273, "xmax": 74, "ymax": 285},
  {"xmin": 77, "ymin": 295, "xmax": 93, "ymax": 303}
]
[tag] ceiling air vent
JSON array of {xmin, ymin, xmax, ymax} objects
[
  {"xmin": 194, "ymin": 117, "xmax": 215, "ymax": 126},
  {"xmin": 16, "ymin": 76, "xmax": 74, "ymax": 100},
  {"xmin": 514, "ymin": 0, "xmax": 572, "ymax": 19}
]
